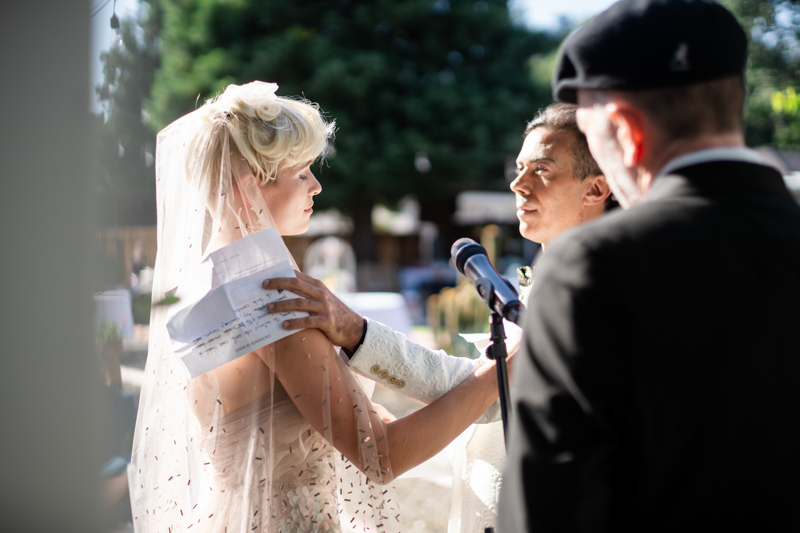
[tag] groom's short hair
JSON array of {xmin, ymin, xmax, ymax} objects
[{"xmin": 523, "ymin": 103, "xmax": 602, "ymax": 182}]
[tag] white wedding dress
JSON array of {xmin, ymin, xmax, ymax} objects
[
  {"xmin": 447, "ymin": 423, "xmax": 506, "ymax": 533},
  {"xmin": 128, "ymin": 82, "xmax": 399, "ymax": 533},
  {"xmin": 193, "ymin": 389, "xmax": 339, "ymax": 532}
]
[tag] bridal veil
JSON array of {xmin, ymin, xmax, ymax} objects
[{"xmin": 129, "ymin": 82, "xmax": 401, "ymax": 533}]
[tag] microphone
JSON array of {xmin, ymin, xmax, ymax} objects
[{"xmin": 451, "ymin": 238, "xmax": 524, "ymax": 325}]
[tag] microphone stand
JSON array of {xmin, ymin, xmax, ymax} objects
[{"xmin": 474, "ymin": 278, "xmax": 514, "ymax": 448}]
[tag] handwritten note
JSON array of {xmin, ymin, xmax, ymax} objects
[{"xmin": 166, "ymin": 229, "xmax": 308, "ymax": 378}]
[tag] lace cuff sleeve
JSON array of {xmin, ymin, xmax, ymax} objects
[{"xmin": 349, "ymin": 319, "xmax": 501, "ymax": 423}]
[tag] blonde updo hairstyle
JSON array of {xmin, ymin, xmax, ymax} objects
[{"xmin": 185, "ymin": 82, "xmax": 335, "ymax": 217}]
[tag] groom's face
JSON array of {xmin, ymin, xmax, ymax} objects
[{"xmin": 510, "ymin": 127, "xmax": 597, "ymax": 246}]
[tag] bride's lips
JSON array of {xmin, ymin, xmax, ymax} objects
[{"xmin": 305, "ymin": 204, "xmax": 314, "ymax": 213}]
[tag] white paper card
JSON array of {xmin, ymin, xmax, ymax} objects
[{"xmin": 166, "ymin": 229, "xmax": 308, "ymax": 378}]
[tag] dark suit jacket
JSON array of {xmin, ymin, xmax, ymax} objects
[{"xmin": 497, "ymin": 161, "xmax": 800, "ymax": 532}]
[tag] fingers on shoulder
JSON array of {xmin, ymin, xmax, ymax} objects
[
  {"xmin": 272, "ymin": 297, "xmax": 314, "ymax": 311},
  {"xmin": 264, "ymin": 276, "xmax": 314, "ymax": 296},
  {"xmin": 282, "ymin": 315, "xmax": 330, "ymax": 330},
  {"xmin": 276, "ymin": 296, "xmax": 337, "ymax": 316},
  {"xmin": 294, "ymin": 270, "xmax": 329, "ymax": 290}
]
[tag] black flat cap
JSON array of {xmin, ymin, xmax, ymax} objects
[{"xmin": 552, "ymin": 0, "xmax": 748, "ymax": 103}]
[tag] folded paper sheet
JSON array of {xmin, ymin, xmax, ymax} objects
[{"xmin": 166, "ymin": 229, "xmax": 308, "ymax": 378}]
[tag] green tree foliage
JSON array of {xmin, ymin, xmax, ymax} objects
[
  {"xmin": 722, "ymin": 0, "xmax": 800, "ymax": 148},
  {"xmin": 93, "ymin": 0, "xmax": 162, "ymax": 192},
  {"xmin": 147, "ymin": 0, "xmax": 559, "ymax": 209},
  {"xmin": 527, "ymin": 2, "xmax": 800, "ymax": 150}
]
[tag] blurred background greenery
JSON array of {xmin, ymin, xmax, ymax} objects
[
  {"xmin": 722, "ymin": 0, "xmax": 800, "ymax": 147},
  {"xmin": 93, "ymin": 0, "xmax": 800, "ymax": 191},
  {"xmin": 93, "ymin": 0, "xmax": 563, "ymax": 260},
  {"xmin": 93, "ymin": 0, "xmax": 800, "ymax": 220},
  {"xmin": 91, "ymin": 0, "xmax": 800, "ymax": 352}
]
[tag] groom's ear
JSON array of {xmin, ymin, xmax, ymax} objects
[{"xmin": 582, "ymin": 174, "xmax": 611, "ymax": 206}]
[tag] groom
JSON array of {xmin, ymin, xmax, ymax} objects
[{"xmin": 264, "ymin": 103, "xmax": 613, "ymax": 528}]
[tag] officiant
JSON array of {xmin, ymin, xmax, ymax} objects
[
  {"xmin": 498, "ymin": 0, "xmax": 800, "ymax": 530},
  {"xmin": 264, "ymin": 102, "xmax": 614, "ymax": 533}
]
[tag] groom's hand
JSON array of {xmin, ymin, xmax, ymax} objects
[{"xmin": 262, "ymin": 271, "xmax": 364, "ymax": 352}]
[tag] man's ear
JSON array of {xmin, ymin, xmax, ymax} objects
[
  {"xmin": 582, "ymin": 174, "xmax": 611, "ymax": 206},
  {"xmin": 607, "ymin": 103, "xmax": 645, "ymax": 167}
]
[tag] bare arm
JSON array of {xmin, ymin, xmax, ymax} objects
[
  {"xmin": 256, "ymin": 328, "xmax": 498, "ymax": 483},
  {"xmin": 384, "ymin": 359, "xmax": 498, "ymax": 476},
  {"xmin": 265, "ymin": 272, "xmax": 503, "ymax": 422}
]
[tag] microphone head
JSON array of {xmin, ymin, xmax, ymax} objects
[{"xmin": 451, "ymin": 238, "xmax": 487, "ymax": 275}]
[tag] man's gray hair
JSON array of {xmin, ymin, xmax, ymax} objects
[{"xmin": 524, "ymin": 103, "xmax": 602, "ymax": 181}]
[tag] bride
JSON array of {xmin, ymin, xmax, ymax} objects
[{"xmin": 129, "ymin": 81, "xmax": 501, "ymax": 533}]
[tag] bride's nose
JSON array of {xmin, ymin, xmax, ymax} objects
[{"xmin": 309, "ymin": 171, "xmax": 322, "ymax": 195}]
